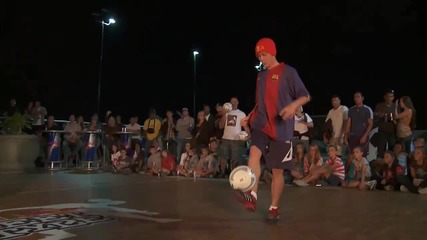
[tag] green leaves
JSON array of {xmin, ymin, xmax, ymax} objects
[{"xmin": 1, "ymin": 113, "xmax": 32, "ymax": 135}]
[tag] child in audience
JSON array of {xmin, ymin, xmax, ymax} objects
[
  {"xmin": 393, "ymin": 142, "xmax": 408, "ymax": 175},
  {"xmin": 110, "ymin": 144, "xmax": 121, "ymax": 170},
  {"xmin": 178, "ymin": 143, "xmax": 192, "ymax": 166},
  {"xmin": 159, "ymin": 149, "xmax": 176, "ymax": 176},
  {"xmin": 290, "ymin": 142, "xmax": 306, "ymax": 181},
  {"xmin": 177, "ymin": 147, "xmax": 199, "ymax": 177},
  {"xmin": 114, "ymin": 148, "xmax": 132, "ymax": 174},
  {"xmin": 408, "ymin": 138, "xmax": 425, "ymax": 166},
  {"xmin": 194, "ymin": 146, "xmax": 217, "ymax": 177},
  {"xmin": 146, "ymin": 145, "xmax": 162, "ymax": 175},
  {"xmin": 294, "ymin": 144, "xmax": 344, "ymax": 187},
  {"xmin": 375, "ymin": 150, "xmax": 405, "ymax": 191},
  {"xmin": 398, "ymin": 147, "xmax": 427, "ymax": 194},
  {"xmin": 304, "ymin": 144, "xmax": 324, "ymax": 174},
  {"xmin": 343, "ymin": 146, "xmax": 376, "ymax": 190},
  {"xmin": 130, "ymin": 142, "xmax": 144, "ymax": 173}
]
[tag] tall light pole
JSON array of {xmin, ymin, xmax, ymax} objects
[
  {"xmin": 97, "ymin": 18, "xmax": 115, "ymax": 115},
  {"xmin": 192, "ymin": 51, "xmax": 199, "ymax": 118}
]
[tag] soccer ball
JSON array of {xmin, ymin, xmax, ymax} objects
[
  {"xmin": 229, "ymin": 166, "xmax": 257, "ymax": 192},
  {"xmin": 238, "ymin": 131, "xmax": 249, "ymax": 141},
  {"xmin": 223, "ymin": 102, "xmax": 232, "ymax": 112}
]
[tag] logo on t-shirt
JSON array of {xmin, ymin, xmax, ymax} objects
[
  {"xmin": 227, "ymin": 115, "xmax": 238, "ymax": 127},
  {"xmin": 272, "ymin": 74, "xmax": 279, "ymax": 82}
]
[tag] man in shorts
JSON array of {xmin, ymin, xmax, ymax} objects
[{"xmin": 239, "ymin": 38, "xmax": 311, "ymax": 221}]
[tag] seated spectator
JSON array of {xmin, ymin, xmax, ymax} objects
[
  {"xmin": 62, "ymin": 114, "xmax": 82, "ymax": 165},
  {"xmin": 38, "ymin": 115, "xmax": 61, "ymax": 161},
  {"xmin": 373, "ymin": 150, "xmax": 405, "ymax": 191},
  {"xmin": 178, "ymin": 143, "xmax": 192, "ymax": 165},
  {"xmin": 294, "ymin": 145, "xmax": 344, "ymax": 187},
  {"xmin": 146, "ymin": 145, "xmax": 162, "ymax": 175},
  {"xmin": 398, "ymin": 147, "xmax": 427, "ymax": 194},
  {"xmin": 209, "ymin": 139, "xmax": 223, "ymax": 178},
  {"xmin": 342, "ymin": 146, "xmax": 376, "ymax": 190},
  {"xmin": 304, "ymin": 144, "xmax": 324, "ymax": 174},
  {"xmin": 194, "ymin": 147, "xmax": 217, "ymax": 177},
  {"xmin": 290, "ymin": 142, "xmax": 306, "ymax": 181},
  {"xmin": 408, "ymin": 138, "xmax": 425, "ymax": 166},
  {"xmin": 393, "ymin": 142, "xmax": 408, "ymax": 175},
  {"xmin": 159, "ymin": 149, "xmax": 176, "ymax": 176},
  {"xmin": 113, "ymin": 148, "xmax": 132, "ymax": 174},
  {"xmin": 129, "ymin": 142, "xmax": 144, "ymax": 172},
  {"xmin": 110, "ymin": 144, "xmax": 121, "ymax": 166},
  {"xmin": 177, "ymin": 147, "xmax": 199, "ymax": 177},
  {"xmin": 209, "ymin": 139, "xmax": 218, "ymax": 157}
]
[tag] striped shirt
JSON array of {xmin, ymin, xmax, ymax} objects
[{"xmin": 327, "ymin": 157, "xmax": 345, "ymax": 180}]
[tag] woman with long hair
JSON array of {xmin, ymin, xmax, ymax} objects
[
  {"xmin": 397, "ymin": 147, "xmax": 427, "ymax": 194},
  {"xmin": 395, "ymin": 96, "xmax": 416, "ymax": 152}
]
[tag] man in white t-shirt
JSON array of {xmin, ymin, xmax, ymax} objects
[
  {"xmin": 126, "ymin": 116, "xmax": 141, "ymax": 145},
  {"xmin": 294, "ymin": 106, "xmax": 314, "ymax": 150},
  {"xmin": 31, "ymin": 100, "xmax": 47, "ymax": 133},
  {"xmin": 324, "ymin": 95, "xmax": 348, "ymax": 156},
  {"xmin": 219, "ymin": 97, "xmax": 248, "ymax": 174}
]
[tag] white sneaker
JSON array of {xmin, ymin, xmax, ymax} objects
[
  {"xmin": 366, "ymin": 180, "xmax": 377, "ymax": 190},
  {"xmin": 384, "ymin": 185, "xmax": 392, "ymax": 191},
  {"xmin": 400, "ymin": 185, "xmax": 409, "ymax": 192},
  {"xmin": 294, "ymin": 180, "xmax": 309, "ymax": 187},
  {"xmin": 418, "ymin": 187, "xmax": 427, "ymax": 195}
]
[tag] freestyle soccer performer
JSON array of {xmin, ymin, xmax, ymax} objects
[{"xmin": 239, "ymin": 38, "xmax": 311, "ymax": 221}]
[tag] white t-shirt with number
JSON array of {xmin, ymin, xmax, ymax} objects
[{"xmin": 222, "ymin": 109, "xmax": 246, "ymax": 140}]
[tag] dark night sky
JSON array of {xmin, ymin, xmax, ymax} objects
[{"xmin": 0, "ymin": 1, "xmax": 424, "ymax": 126}]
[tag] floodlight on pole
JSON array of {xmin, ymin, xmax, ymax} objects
[
  {"xmin": 97, "ymin": 17, "xmax": 116, "ymax": 115},
  {"xmin": 102, "ymin": 18, "xmax": 116, "ymax": 26},
  {"xmin": 193, "ymin": 50, "xmax": 199, "ymax": 117}
]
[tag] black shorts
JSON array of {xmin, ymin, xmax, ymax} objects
[
  {"xmin": 251, "ymin": 129, "xmax": 293, "ymax": 170},
  {"xmin": 326, "ymin": 174, "xmax": 342, "ymax": 186}
]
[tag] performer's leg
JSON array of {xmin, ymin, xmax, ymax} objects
[
  {"xmin": 265, "ymin": 140, "xmax": 293, "ymax": 221},
  {"xmin": 247, "ymin": 145, "xmax": 263, "ymax": 193},
  {"xmin": 271, "ymin": 168, "xmax": 284, "ymax": 207},
  {"xmin": 235, "ymin": 130, "xmax": 267, "ymax": 211}
]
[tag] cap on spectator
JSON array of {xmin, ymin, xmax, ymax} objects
[{"xmin": 182, "ymin": 107, "xmax": 189, "ymax": 111}]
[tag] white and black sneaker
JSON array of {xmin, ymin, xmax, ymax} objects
[{"xmin": 366, "ymin": 180, "xmax": 377, "ymax": 190}]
